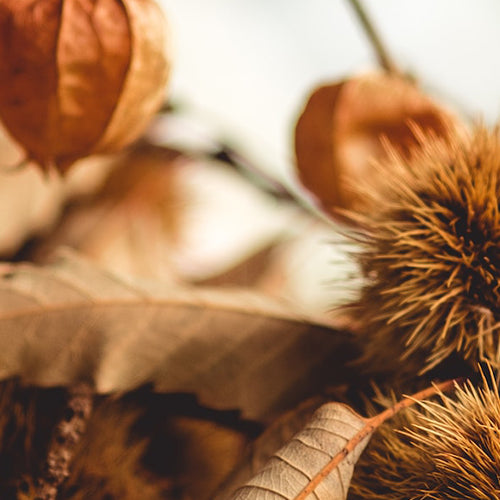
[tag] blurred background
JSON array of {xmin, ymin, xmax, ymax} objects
[
  {"xmin": 159, "ymin": 0, "xmax": 500, "ymax": 186},
  {"xmin": 2, "ymin": 0, "xmax": 500, "ymax": 316}
]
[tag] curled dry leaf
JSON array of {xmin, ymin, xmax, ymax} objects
[
  {"xmin": 0, "ymin": 0, "xmax": 169, "ymax": 172},
  {"xmin": 228, "ymin": 402, "xmax": 369, "ymax": 500},
  {"xmin": 0, "ymin": 250, "xmax": 357, "ymax": 421},
  {"xmin": 294, "ymin": 73, "xmax": 453, "ymax": 215},
  {"xmin": 228, "ymin": 380, "xmax": 458, "ymax": 500},
  {"xmin": 215, "ymin": 396, "xmax": 330, "ymax": 499}
]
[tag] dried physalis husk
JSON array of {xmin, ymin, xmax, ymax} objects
[
  {"xmin": 294, "ymin": 73, "xmax": 453, "ymax": 215},
  {"xmin": 0, "ymin": 0, "xmax": 170, "ymax": 173}
]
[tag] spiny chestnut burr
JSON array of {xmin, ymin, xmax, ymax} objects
[
  {"xmin": 349, "ymin": 375, "xmax": 500, "ymax": 499},
  {"xmin": 348, "ymin": 126, "xmax": 500, "ymax": 373}
]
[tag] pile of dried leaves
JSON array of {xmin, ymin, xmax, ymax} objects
[{"xmin": 0, "ymin": 0, "xmax": 498, "ymax": 499}]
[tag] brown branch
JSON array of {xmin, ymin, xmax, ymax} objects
[
  {"xmin": 347, "ymin": 0, "xmax": 401, "ymax": 75},
  {"xmin": 294, "ymin": 378, "xmax": 462, "ymax": 500},
  {"xmin": 208, "ymin": 144, "xmax": 297, "ymax": 203},
  {"xmin": 32, "ymin": 383, "xmax": 93, "ymax": 500},
  {"xmin": 132, "ymin": 138, "xmax": 310, "ymax": 209}
]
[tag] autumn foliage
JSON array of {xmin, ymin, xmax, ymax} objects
[{"xmin": 0, "ymin": 1, "xmax": 497, "ymax": 499}]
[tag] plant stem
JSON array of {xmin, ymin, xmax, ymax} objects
[
  {"xmin": 133, "ymin": 138, "xmax": 315, "ymax": 213},
  {"xmin": 347, "ymin": 0, "xmax": 400, "ymax": 75},
  {"xmin": 32, "ymin": 383, "xmax": 93, "ymax": 500}
]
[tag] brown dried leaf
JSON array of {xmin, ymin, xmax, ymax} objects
[
  {"xmin": 0, "ymin": 0, "xmax": 169, "ymax": 172},
  {"xmin": 215, "ymin": 396, "xmax": 329, "ymax": 500},
  {"xmin": 166, "ymin": 416, "xmax": 250, "ymax": 500},
  {"xmin": 294, "ymin": 73, "xmax": 453, "ymax": 215},
  {"xmin": 30, "ymin": 150, "xmax": 301, "ymax": 285},
  {"xmin": 30, "ymin": 146, "xmax": 185, "ymax": 282},
  {"xmin": 228, "ymin": 403, "xmax": 369, "ymax": 500},
  {"xmin": 196, "ymin": 245, "xmax": 278, "ymax": 289},
  {"xmin": 227, "ymin": 380, "xmax": 458, "ymax": 499},
  {"xmin": 0, "ymin": 250, "xmax": 357, "ymax": 421},
  {"xmin": 60, "ymin": 400, "xmax": 171, "ymax": 500}
]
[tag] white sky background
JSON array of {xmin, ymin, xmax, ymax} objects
[{"xmin": 158, "ymin": 0, "xmax": 500, "ymax": 187}]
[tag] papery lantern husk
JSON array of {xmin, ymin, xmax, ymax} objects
[
  {"xmin": 294, "ymin": 73, "xmax": 454, "ymax": 215},
  {"xmin": 0, "ymin": 0, "xmax": 169, "ymax": 173}
]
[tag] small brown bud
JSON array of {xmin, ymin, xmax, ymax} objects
[{"xmin": 294, "ymin": 73, "xmax": 452, "ymax": 216}]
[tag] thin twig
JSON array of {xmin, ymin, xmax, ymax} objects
[
  {"xmin": 347, "ymin": 0, "xmax": 401, "ymax": 75},
  {"xmin": 208, "ymin": 144, "xmax": 296, "ymax": 202},
  {"xmin": 150, "ymin": 105, "xmax": 336, "ymax": 224},
  {"xmin": 133, "ymin": 138, "xmax": 317, "ymax": 214},
  {"xmin": 32, "ymin": 383, "xmax": 93, "ymax": 500},
  {"xmin": 294, "ymin": 377, "xmax": 462, "ymax": 500}
]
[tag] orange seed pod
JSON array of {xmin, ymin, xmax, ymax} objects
[
  {"xmin": 294, "ymin": 73, "xmax": 452, "ymax": 215},
  {"xmin": 0, "ymin": 0, "xmax": 170, "ymax": 172}
]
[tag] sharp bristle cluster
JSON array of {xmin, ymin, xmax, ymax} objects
[
  {"xmin": 350, "ymin": 126, "xmax": 500, "ymax": 372},
  {"xmin": 349, "ymin": 374, "xmax": 500, "ymax": 499}
]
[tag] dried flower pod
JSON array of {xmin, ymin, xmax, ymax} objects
[
  {"xmin": 294, "ymin": 73, "xmax": 452, "ymax": 215},
  {"xmin": 0, "ymin": 0, "xmax": 169, "ymax": 172},
  {"xmin": 349, "ymin": 376, "xmax": 500, "ymax": 499},
  {"xmin": 348, "ymin": 126, "xmax": 500, "ymax": 374}
]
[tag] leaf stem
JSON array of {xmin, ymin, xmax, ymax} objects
[
  {"xmin": 293, "ymin": 377, "xmax": 462, "ymax": 500},
  {"xmin": 347, "ymin": 0, "xmax": 401, "ymax": 75}
]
